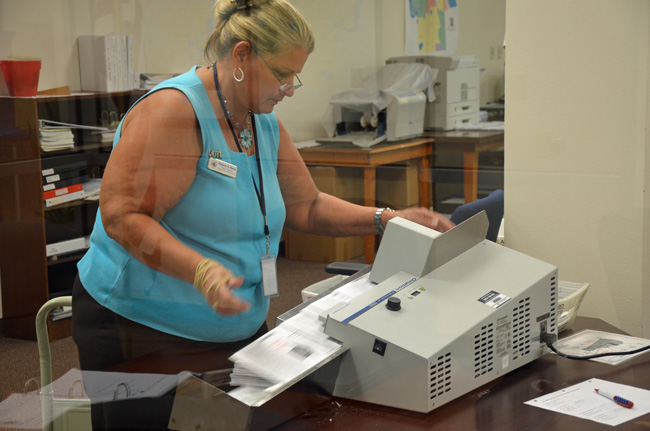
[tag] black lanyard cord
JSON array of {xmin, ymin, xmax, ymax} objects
[{"xmin": 212, "ymin": 63, "xmax": 269, "ymax": 237}]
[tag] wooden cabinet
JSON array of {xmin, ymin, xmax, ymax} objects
[{"xmin": 0, "ymin": 91, "xmax": 145, "ymax": 340}]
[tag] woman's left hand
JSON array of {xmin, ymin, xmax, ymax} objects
[{"xmin": 385, "ymin": 207, "xmax": 455, "ymax": 233}]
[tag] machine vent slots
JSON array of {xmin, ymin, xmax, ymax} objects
[
  {"xmin": 429, "ymin": 352, "xmax": 452, "ymax": 401},
  {"xmin": 472, "ymin": 323, "xmax": 495, "ymax": 378},
  {"xmin": 512, "ymin": 297, "xmax": 532, "ymax": 360},
  {"xmin": 549, "ymin": 275, "xmax": 558, "ymax": 333}
]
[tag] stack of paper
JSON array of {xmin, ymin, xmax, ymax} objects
[
  {"xmin": 456, "ymin": 121, "xmax": 505, "ymax": 131},
  {"xmin": 39, "ymin": 125, "xmax": 74, "ymax": 152},
  {"xmin": 82, "ymin": 178, "xmax": 102, "ymax": 201},
  {"xmin": 38, "ymin": 120, "xmax": 110, "ymax": 152},
  {"xmin": 227, "ymin": 273, "xmax": 376, "ymax": 406}
]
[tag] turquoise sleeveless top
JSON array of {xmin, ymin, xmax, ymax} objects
[{"xmin": 77, "ymin": 67, "xmax": 286, "ymax": 342}]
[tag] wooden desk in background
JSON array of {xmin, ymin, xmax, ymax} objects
[
  {"xmin": 111, "ymin": 317, "xmax": 650, "ymax": 431},
  {"xmin": 424, "ymin": 130, "xmax": 504, "ymax": 204},
  {"xmin": 293, "ymin": 138, "xmax": 434, "ymax": 264}
]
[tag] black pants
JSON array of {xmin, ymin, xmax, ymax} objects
[{"xmin": 71, "ymin": 275, "xmax": 268, "ymax": 430}]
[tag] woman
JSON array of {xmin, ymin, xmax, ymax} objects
[{"xmin": 72, "ymin": 0, "xmax": 452, "ymax": 428}]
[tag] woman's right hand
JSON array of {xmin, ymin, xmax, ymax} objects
[{"xmin": 195, "ymin": 259, "xmax": 251, "ymax": 315}]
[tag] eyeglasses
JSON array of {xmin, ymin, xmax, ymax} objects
[{"xmin": 251, "ymin": 45, "xmax": 303, "ymax": 92}]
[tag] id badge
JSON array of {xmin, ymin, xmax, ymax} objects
[
  {"xmin": 208, "ymin": 157, "xmax": 238, "ymax": 178},
  {"xmin": 260, "ymin": 254, "xmax": 279, "ymax": 298}
]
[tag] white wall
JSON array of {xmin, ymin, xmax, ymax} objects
[{"xmin": 505, "ymin": 1, "xmax": 650, "ymax": 336}]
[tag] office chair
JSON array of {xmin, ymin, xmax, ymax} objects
[
  {"xmin": 36, "ymin": 296, "xmax": 91, "ymax": 431},
  {"xmin": 449, "ymin": 188, "xmax": 504, "ymax": 242}
]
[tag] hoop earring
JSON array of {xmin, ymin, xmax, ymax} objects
[{"xmin": 233, "ymin": 67, "xmax": 245, "ymax": 82}]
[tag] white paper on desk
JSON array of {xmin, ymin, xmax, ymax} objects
[{"xmin": 524, "ymin": 378, "xmax": 650, "ymax": 426}]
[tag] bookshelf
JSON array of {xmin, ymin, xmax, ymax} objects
[{"xmin": 0, "ymin": 91, "xmax": 145, "ymax": 340}]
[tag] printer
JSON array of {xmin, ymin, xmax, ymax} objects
[
  {"xmin": 387, "ymin": 55, "xmax": 481, "ymax": 130},
  {"xmin": 320, "ymin": 62, "xmax": 436, "ymax": 146},
  {"xmin": 291, "ymin": 212, "xmax": 558, "ymax": 413}
]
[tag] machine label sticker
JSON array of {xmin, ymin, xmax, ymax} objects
[
  {"xmin": 341, "ymin": 277, "xmax": 417, "ymax": 324},
  {"xmin": 478, "ymin": 290, "xmax": 511, "ymax": 309},
  {"xmin": 495, "ymin": 316, "xmax": 512, "ymax": 366}
]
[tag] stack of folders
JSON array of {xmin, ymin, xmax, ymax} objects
[
  {"xmin": 42, "ymin": 160, "xmax": 88, "ymax": 207},
  {"xmin": 39, "ymin": 126, "xmax": 74, "ymax": 152},
  {"xmin": 78, "ymin": 35, "xmax": 133, "ymax": 92},
  {"xmin": 39, "ymin": 119, "xmax": 111, "ymax": 153}
]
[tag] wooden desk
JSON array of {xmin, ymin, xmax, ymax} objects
[
  {"xmin": 423, "ymin": 130, "xmax": 504, "ymax": 204},
  {"xmin": 111, "ymin": 317, "xmax": 650, "ymax": 431},
  {"xmin": 296, "ymin": 138, "xmax": 434, "ymax": 263}
]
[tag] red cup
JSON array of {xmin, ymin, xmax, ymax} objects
[{"xmin": 0, "ymin": 60, "xmax": 41, "ymax": 97}]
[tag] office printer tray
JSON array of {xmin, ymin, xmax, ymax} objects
[{"xmin": 169, "ymin": 349, "xmax": 346, "ymax": 431}]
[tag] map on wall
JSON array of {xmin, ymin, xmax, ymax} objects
[{"xmin": 404, "ymin": 0, "xmax": 459, "ymax": 56}]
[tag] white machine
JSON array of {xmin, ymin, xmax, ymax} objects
[
  {"xmin": 320, "ymin": 63, "xmax": 436, "ymax": 146},
  {"xmin": 168, "ymin": 213, "xmax": 560, "ymax": 431},
  {"xmin": 305, "ymin": 213, "xmax": 558, "ymax": 413},
  {"xmin": 387, "ymin": 55, "xmax": 481, "ymax": 130}
]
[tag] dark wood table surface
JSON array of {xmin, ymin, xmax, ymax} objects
[{"xmin": 114, "ymin": 316, "xmax": 650, "ymax": 431}]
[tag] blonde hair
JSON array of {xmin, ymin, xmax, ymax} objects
[{"xmin": 204, "ymin": 0, "xmax": 315, "ymax": 62}]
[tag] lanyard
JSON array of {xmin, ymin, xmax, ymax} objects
[{"xmin": 212, "ymin": 64, "xmax": 271, "ymax": 252}]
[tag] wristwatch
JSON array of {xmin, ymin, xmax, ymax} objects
[{"xmin": 375, "ymin": 207, "xmax": 394, "ymax": 235}]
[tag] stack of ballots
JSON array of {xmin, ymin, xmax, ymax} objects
[{"xmin": 227, "ymin": 274, "xmax": 376, "ymax": 406}]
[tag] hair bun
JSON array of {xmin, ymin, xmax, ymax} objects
[{"xmin": 230, "ymin": 0, "xmax": 255, "ymax": 12}]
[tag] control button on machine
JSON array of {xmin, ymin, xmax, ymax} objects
[{"xmin": 386, "ymin": 296, "xmax": 401, "ymax": 311}]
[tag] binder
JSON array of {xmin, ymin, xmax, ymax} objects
[
  {"xmin": 43, "ymin": 174, "xmax": 90, "ymax": 192},
  {"xmin": 41, "ymin": 160, "xmax": 88, "ymax": 177},
  {"xmin": 44, "ymin": 190, "xmax": 85, "ymax": 208},
  {"xmin": 43, "ymin": 183, "xmax": 83, "ymax": 200},
  {"xmin": 78, "ymin": 35, "xmax": 113, "ymax": 92},
  {"xmin": 78, "ymin": 35, "xmax": 133, "ymax": 92},
  {"xmin": 46, "ymin": 235, "xmax": 90, "ymax": 257},
  {"xmin": 43, "ymin": 169, "xmax": 86, "ymax": 185}
]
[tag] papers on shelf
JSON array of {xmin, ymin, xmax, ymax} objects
[
  {"xmin": 39, "ymin": 127, "xmax": 75, "ymax": 152},
  {"xmin": 82, "ymin": 178, "xmax": 102, "ymax": 201},
  {"xmin": 555, "ymin": 329, "xmax": 650, "ymax": 365},
  {"xmin": 38, "ymin": 119, "xmax": 110, "ymax": 152},
  {"xmin": 456, "ymin": 121, "xmax": 504, "ymax": 131},
  {"xmin": 228, "ymin": 273, "xmax": 377, "ymax": 406},
  {"xmin": 525, "ymin": 378, "xmax": 650, "ymax": 427}
]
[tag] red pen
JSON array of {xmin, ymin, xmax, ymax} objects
[{"xmin": 595, "ymin": 389, "xmax": 634, "ymax": 408}]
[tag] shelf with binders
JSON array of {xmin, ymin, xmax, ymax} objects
[{"xmin": 0, "ymin": 90, "xmax": 144, "ymax": 340}]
